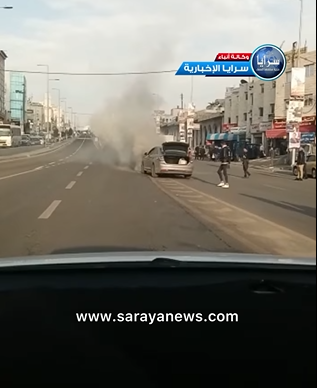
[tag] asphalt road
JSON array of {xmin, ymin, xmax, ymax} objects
[
  {"xmin": 190, "ymin": 160, "xmax": 316, "ymax": 239},
  {"xmin": 0, "ymin": 144, "xmax": 44, "ymax": 156},
  {"xmin": 0, "ymin": 140, "xmax": 315, "ymax": 259}
]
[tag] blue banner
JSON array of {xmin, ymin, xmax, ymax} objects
[
  {"xmin": 175, "ymin": 61, "xmax": 254, "ymax": 77},
  {"xmin": 301, "ymin": 132, "xmax": 316, "ymax": 142}
]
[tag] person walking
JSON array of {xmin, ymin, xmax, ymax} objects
[
  {"xmin": 217, "ymin": 141, "xmax": 230, "ymax": 188},
  {"xmin": 242, "ymin": 148, "xmax": 251, "ymax": 178},
  {"xmin": 296, "ymin": 146, "xmax": 306, "ymax": 181}
]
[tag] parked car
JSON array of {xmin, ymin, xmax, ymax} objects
[
  {"xmin": 141, "ymin": 141, "xmax": 193, "ymax": 178},
  {"xmin": 293, "ymin": 154, "xmax": 316, "ymax": 178},
  {"xmin": 21, "ymin": 134, "xmax": 31, "ymax": 146},
  {"xmin": 29, "ymin": 136, "xmax": 42, "ymax": 145}
]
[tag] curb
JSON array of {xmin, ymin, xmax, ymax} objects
[{"xmin": 0, "ymin": 139, "xmax": 74, "ymax": 164}]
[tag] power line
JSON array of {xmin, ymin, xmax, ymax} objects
[{"xmin": 5, "ymin": 69, "xmax": 177, "ymax": 76}]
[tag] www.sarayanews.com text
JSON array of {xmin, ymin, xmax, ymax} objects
[{"xmin": 76, "ymin": 312, "xmax": 239, "ymax": 324}]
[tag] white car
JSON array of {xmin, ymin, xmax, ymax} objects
[{"xmin": 141, "ymin": 141, "xmax": 193, "ymax": 178}]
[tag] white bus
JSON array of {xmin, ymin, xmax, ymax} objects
[{"xmin": 0, "ymin": 124, "xmax": 22, "ymax": 147}]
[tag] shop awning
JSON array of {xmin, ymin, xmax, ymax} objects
[
  {"xmin": 206, "ymin": 132, "xmax": 237, "ymax": 141},
  {"xmin": 265, "ymin": 129, "xmax": 287, "ymax": 139}
]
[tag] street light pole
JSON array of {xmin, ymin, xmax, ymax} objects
[
  {"xmin": 297, "ymin": 0, "xmax": 303, "ymax": 66},
  {"xmin": 37, "ymin": 64, "xmax": 50, "ymax": 134},
  {"xmin": 68, "ymin": 107, "xmax": 73, "ymax": 128},
  {"xmin": 52, "ymin": 88, "xmax": 61, "ymax": 131},
  {"xmin": 61, "ymin": 98, "xmax": 67, "ymax": 129}
]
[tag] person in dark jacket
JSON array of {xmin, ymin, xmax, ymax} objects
[
  {"xmin": 242, "ymin": 148, "xmax": 251, "ymax": 178},
  {"xmin": 296, "ymin": 147, "xmax": 306, "ymax": 181},
  {"xmin": 217, "ymin": 141, "xmax": 230, "ymax": 188}
]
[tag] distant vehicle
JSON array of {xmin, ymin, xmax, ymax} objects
[
  {"xmin": 30, "ymin": 136, "xmax": 43, "ymax": 145},
  {"xmin": 293, "ymin": 154, "xmax": 316, "ymax": 179},
  {"xmin": 0, "ymin": 124, "xmax": 22, "ymax": 147},
  {"xmin": 141, "ymin": 141, "xmax": 193, "ymax": 178},
  {"xmin": 21, "ymin": 134, "xmax": 31, "ymax": 146}
]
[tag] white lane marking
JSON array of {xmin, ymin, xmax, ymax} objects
[
  {"xmin": 89, "ymin": 162, "xmax": 93, "ymax": 165},
  {"xmin": 263, "ymin": 184, "xmax": 286, "ymax": 191},
  {"xmin": 0, "ymin": 140, "xmax": 85, "ymax": 182},
  {"xmin": 65, "ymin": 181, "xmax": 76, "ymax": 189},
  {"xmin": 84, "ymin": 165, "xmax": 89, "ymax": 169},
  {"xmin": 0, "ymin": 167, "xmax": 43, "ymax": 181},
  {"xmin": 170, "ymin": 190, "xmax": 193, "ymax": 194},
  {"xmin": 49, "ymin": 162, "xmax": 55, "ymax": 165},
  {"xmin": 59, "ymin": 159, "xmax": 64, "ymax": 161},
  {"xmin": 38, "ymin": 200, "xmax": 61, "ymax": 219},
  {"xmin": 77, "ymin": 171, "xmax": 83, "ymax": 177}
]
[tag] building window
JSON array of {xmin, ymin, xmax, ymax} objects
[
  {"xmin": 236, "ymin": 116, "xmax": 238, "ymax": 124},
  {"xmin": 305, "ymin": 64, "xmax": 314, "ymax": 77},
  {"xmin": 228, "ymin": 117, "xmax": 231, "ymax": 124},
  {"xmin": 270, "ymin": 103, "xmax": 275, "ymax": 114},
  {"xmin": 245, "ymin": 92, "xmax": 248, "ymax": 100},
  {"xmin": 250, "ymin": 94, "xmax": 254, "ymax": 105},
  {"xmin": 260, "ymin": 84, "xmax": 264, "ymax": 93},
  {"xmin": 259, "ymin": 107, "xmax": 264, "ymax": 117},
  {"xmin": 243, "ymin": 113, "xmax": 247, "ymax": 121},
  {"xmin": 229, "ymin": 99, "xmax": 231, "ymax": 106},
  {"xmin": 304, "ymin": 94, "xmax": 314, "ymax": 106},
  {"xmin": 285, "ymin": 71, "xmax": 292, "ymax": 83},
  {"xmin": 272, "ymin": 81, "xmax": 276, "ymax": 88}
]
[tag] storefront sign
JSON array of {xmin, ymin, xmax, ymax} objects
[
  {"xmin": 251, "ymin": 122, "xmax": 271, "ymax": 133},
  {"xmin": 272, "ymin": 116, "xmax": 316, "ymax": 132}
]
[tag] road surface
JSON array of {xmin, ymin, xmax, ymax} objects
[
  {"xmin": 0, "ymin": 144, "xmax": 44, "ymax": 157},
  {"xmin": 0, "ymin": 139, "xmax": 315, "ymax": 259}
]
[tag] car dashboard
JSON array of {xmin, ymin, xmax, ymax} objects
[{"xmin": 0, "ymin": 258, "xmax": 315, "ymax": 388}]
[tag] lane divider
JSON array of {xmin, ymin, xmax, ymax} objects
[
  {"xmin": 38, "ymin": 200, "xmax": 62, "ymax": 219},
  {"xmin": 0, "ymin": 140, "xmax": 85, "ymax": 182},
  {"xmin": 65, "ymin": 181, "xmax": 76, "ymax": 190}
]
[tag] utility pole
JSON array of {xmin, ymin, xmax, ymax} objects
[
  {"xmin": 52, "ymin": 87, "xmax": 61, "ymax": 131},
  {"xmin": 297, "ymin": 0, "xmax": 303, "ymax": 66}
]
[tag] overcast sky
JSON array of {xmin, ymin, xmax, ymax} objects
[{"xmin": 2, "ymin": 0, "xmax": 316, "ymax": 125}]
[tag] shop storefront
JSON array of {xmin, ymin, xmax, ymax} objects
[
  {"xmin": 266, "ymin": 116, "xmax": 316, "ymax": 154},
  {"xmin": 207, "ymin": 129, "xmax": 247, "ymax": 160},
  {"xmin": 250, "ymin": 122, "xmax": 272, "ymax": 145}
]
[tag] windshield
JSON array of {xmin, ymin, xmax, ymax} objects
[
  {"xmin": 0, "ymin": 1, "xmax": 315, "ymax": 262},
  {"xmin": 0, "ymin": 129, "xmax": 11, "ymax": 136}
]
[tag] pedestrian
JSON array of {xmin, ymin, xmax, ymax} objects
[
  {"xmin": 242, "ymin": 148, "xmax": 251, "ymax": 178},
  {"xmin": 217, "ymin": 141, "xmax": 230, "ymax": 188},
  {"xmin": 194, "ymin": 145, "xmax": 199, "ymax": 160},
  {"xmin": 295, "ymin": 146, "xmax": 306, "ymax": 181}
]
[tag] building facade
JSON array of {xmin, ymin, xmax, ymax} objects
[
  {"xmin": 9, "ymin": 72, "xmax": 27, "ymax": 128},
  {"xmin": 26, "ymin": 100, "xmax": 45, "ymax": 132},
  {"xmin": 269, "ymin": 47, "xmax": 316, "ymax": 144},
  {"xmin": 0, "ymin": 50, "xmax": 7, "ymax": 122},
  {"xmin": 223, "ymin": 78, "xmax": 276, "ymax": 146}
]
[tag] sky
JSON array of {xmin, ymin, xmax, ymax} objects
[{"xmin": 1, "ymin": 0, "xmax": 316, "ymax": 125}]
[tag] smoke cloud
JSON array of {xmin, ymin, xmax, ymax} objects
[
  {"xmin": 90, "ymin": 79, "xmax": 165, "ymax": 170},
  {"xmin": 88, "ymin": 32, "xmax": 177, "ymax": 171}
]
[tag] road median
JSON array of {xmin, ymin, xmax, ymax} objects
[{"xmin": 0, "ymin": 139, "xmax": 75, "ymax": 164}]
